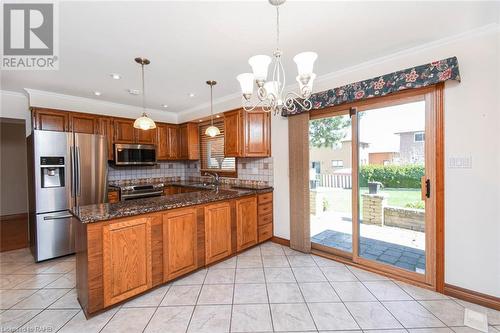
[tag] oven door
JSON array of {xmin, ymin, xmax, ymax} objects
[{"xmin": 114, "ymin": 144, "xmax": 156, "ymax": 165}]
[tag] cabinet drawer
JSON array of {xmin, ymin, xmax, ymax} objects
[
  {"xmin": 258, "ymin": 213, "xmax": 273, "ymax": 226},
  {"xmin": 258, "ymin": 192, "xmax": 273, "ymax": 204},
  {"xmin": 258, "ymin": 223, "xmax": 273, "ymax": 242},
  {"xmin": 258, "ymin": 202, "xmax": 273, "ymax": 216}
]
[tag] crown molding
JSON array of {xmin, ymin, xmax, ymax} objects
[
  {"xmin": 0, "ymin": 90, "xmax": 28, "ymax": 98},
  {"xmin": 24, "ymin": 88, "xmax": 178, "ymax": 123}
]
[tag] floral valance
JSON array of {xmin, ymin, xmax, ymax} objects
[{"xmin": 283, "ymin": 56, "xmax": 460, "ymax": 116}]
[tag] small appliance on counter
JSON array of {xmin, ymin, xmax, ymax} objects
[{"xmin": 27, "ymin": 130, "xmax": 108, "ymax": 262}]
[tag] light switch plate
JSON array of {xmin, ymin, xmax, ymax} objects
[
  {"xmin": 464, "ymin": 308, "xmax": 488, "ymax": 333},
  {"xmin": 448, "ymin": 155, "xmax": 472, "ymax": 169}
]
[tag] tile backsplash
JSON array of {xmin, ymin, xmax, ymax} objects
[
  {"xmin": 107, "ymin": 157, "xmax": 273, "ymax": 186},
  {"xmin": 108, "ymin": 161, "xmax": 186, "ymax": 181}
]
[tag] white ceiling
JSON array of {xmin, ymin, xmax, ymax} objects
[{"xmin": 2, "ymin": 1, "xmax": 499, "ymax": 116}]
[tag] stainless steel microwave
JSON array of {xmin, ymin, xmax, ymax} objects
[{"xmin": 114, "ymin": 143, "xmax": 156, "ymax": 165}]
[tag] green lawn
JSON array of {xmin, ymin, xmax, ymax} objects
[{"xmin": 318, "ymin": 187, "xmax": 422, "ymax": 214}]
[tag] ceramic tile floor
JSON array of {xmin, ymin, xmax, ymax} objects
[{"xmin": 1, "ymin": 243, "xmax": 499, "ymax": 333}]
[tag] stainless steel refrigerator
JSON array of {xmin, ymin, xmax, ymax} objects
[{"xmin": 27, "ymin": 130, "xmax": 107, "ymax": 262}]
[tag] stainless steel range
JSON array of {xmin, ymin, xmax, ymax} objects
[{"xmin": 120, "ymin": 183, "xmax": 165, "ymax": 201}]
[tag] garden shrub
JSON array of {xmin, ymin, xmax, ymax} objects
[{"xmin": 359, "ymin": 164, "xmax": 424, "ymax": 188}]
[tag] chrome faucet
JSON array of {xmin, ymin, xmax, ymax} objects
[{"xmin": 204, "ymin": 172, "xmax": 220, "ymax": 186}]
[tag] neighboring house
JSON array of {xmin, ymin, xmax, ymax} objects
[
  {"xmin": 396, "ymin": 130, "xmax": 425, "ymax": 165},
  {"xmin": 369, "ymin": 152, "xmax": 400, "ymax": 165},
  {"xmin": 310, "ymin": 139, "xmax": 370, "ymax": 174}
]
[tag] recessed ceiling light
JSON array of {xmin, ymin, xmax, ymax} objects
[
  {"xmin": 93, "ymin": 91, "xmax": 101, "ymax": 96},
  {"xmin": 188, "ymin": 93, "xmax": 195, "ymax": 98},
  {"xmin": 161, "ymin": 104, "xmax": 168, "ymax": 108},
  {"xmin": 198, "ymin": 119, "xmax": 203, "ymax": 122},
  {"xmin": 110, "ymin": 73, "xmax": 121, "ymax": 80},
  {"xmin": 216, "ymin": 115, "xmax": 221, "ymax": 118},
  {"xmin": 128, "ymin": 89, "xmax": 140, "ymax": 95}
]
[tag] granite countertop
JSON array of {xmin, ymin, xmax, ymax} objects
[{"xmin": 72, "ymin": 183, "xmax": 272, "ymax": 223}]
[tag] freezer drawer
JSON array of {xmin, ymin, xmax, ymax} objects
[{"xmin": 34, "ymin": 211, "xmax": 75, "ymax": 262}]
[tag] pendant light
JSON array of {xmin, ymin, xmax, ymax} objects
[
  {"xmin": 133, "ymin": 57, "xmax": 156, "ymax": 130},
  {"xmin": 205, "ymin": 80, "xmax": 220, "ymax": 137}
]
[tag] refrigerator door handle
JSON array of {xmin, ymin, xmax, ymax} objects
[
  {"xmin": 43, "ymin": 214, "xmax": 74, "ymax": 220},
  {"xmin": 76, "ymin": 146, "xmax": 81, "ymax": 197},
  {"xmin": 70, "ymin": 147, "xmax": 75, "ymax": 198}
]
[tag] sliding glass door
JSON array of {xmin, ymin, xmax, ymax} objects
[
  {"xmin": 310, "ymin": 93, "xmax": 436, "ymax": 284},
  {"xmin": 309, "ymin": 112, "xmax": 353, "ymax": 255}
]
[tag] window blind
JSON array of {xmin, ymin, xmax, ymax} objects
[{"xmin": 199, "ymin": 120, "xmax": 236, "ymax": 173}]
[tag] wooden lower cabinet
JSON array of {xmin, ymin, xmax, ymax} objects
[
  {"xmin": 102, "ymin": 216, "xmax": 152, "ymax": 307},
  {"xmin": 163, "ymin": 208, "xmax": 198, "ymax": 281},
  {"xmin": 236, "ymin": 196, "xmax": 258, "ymax": 251},
  {"xmin": 77, "ymin": 192, "xmax": 273, "ymax": 316},
  {"xmin": 204, "ymin": 202, "xmax": 232, "ymax": 264}
]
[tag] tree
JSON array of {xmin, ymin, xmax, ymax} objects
[{"xmin": 309, "ymin": 116, "xmax": 351, "ymax": 148}]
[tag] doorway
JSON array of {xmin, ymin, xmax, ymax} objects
[{"xmin": 309, "ymin": 86, "xmax": 442, "ymax": 287}]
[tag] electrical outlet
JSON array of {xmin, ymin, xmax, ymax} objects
[
  {"xmin": 448, "ymin": 155, "xmax": 472, "ymax": 169},
  {"xmin": 464, "ymin": 308, "xmax": 488, "ymax": 333}
]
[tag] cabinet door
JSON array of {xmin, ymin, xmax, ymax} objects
[
  {"xmin": 156, "ymin": 124, "xmax": 168, "ymax": 160},
  {"xmin": 224, "ymin": 110, "xmax": 242, "ymax": 157},
  {"xmin": 114, "ymin": 119, "xmax": 135, "ymax": 143},
  {"xmin": 70, "ymin": 113, "xmax": 98, "ymax": 134},
  {"xmin": 163, "ymin": 208, "xmax": 198, "ymax": 280},
  {"xmin": 167, "ymin": 125, "xmax": 179, "ymax": 159},
  {"xmin": 136, "ymin": 127, "xmax": 157, "ymax": 145},
  {"xmin": 178, "ymin": 124, "xmax": 188, "ymax": 159},
  {"xmin": 204, "ymin": 202, "xmax": 232, "ymax": 264},
  {"xmin": 97, "ymin": 117, "xmax": 114, "ymax": 160},
  {"xmin": 179, "ymin": 123, "xmax": 200, "ymax": 160},
  {"xmin": 245, "ymin": 111, "xmax": 270, "ymax": 157},
  {"xmin": 236, "ymin": 196, "xmax": 258, "ymax": 251},
  {"xmin": 32, "ymin": 108, "xmax": 69, "ymax": 132},
  {"xmin": 102, "ymin": 217, "xmax": 152, "ymax": 307}
]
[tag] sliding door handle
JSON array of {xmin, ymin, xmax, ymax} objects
[{"xmin": 421, "ymin": 176, "xmax": 431, "ymax": 199}]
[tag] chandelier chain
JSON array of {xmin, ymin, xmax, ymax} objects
[
  {"xmin": 141, "ymin": 63, "xmax": 146, "ymax": 113},
  {"xmin": 276, "ymin": 6, "xmax": 280, "ymax": 51}
]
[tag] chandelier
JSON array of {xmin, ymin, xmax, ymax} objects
[
  {"xmin": 236, "ymin": 0, "xmax": 317, "ymax": 115},
  {"xmin": 133, "ymin": 57, "xmax": 156, "ymax": 130}
]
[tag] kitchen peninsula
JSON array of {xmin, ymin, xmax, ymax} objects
[{"xmin": 73, "ymin": 182, "xmax": 273, "ymax": 317}]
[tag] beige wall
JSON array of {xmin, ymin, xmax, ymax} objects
[{"xmin": 0, "ymin": 119, "xmax": 28, "ymax": 216}]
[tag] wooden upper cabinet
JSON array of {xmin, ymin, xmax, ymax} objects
[
  {"xmin": 245, "ymin": 111, "xmax": 271, "ymax": 156},
  {"xmin": 69, "ymin": 113, "xmax": 98, "ymax": 134},
  {"xmin": 157, "ymin": 124, "xmax": 178, "ymax": 160},
  {"xmin": 163, "ymin": 208, "xmax": 198, "ymax": 281},
  {"xmin": 32, "ymin": 108, "xmax": 69, "ymax": 132},
  {"xmin": 224, "ymin": 109, "xmax": 270, "ymax": 157},
  {"xmin": 114, "ymin": 118, "xmax": 136, "ymax": 143},
  {"xmin": 135, "ymin": 127, "xmax": 157, "ymax": 145},
  {"xmin": 102, "ymin": 216, "xmax": 153, "ymax": 307},
  {"xmin": 204, "ymin": 202, "xmax": 232, "ymax": 264},
  {"xmin": 236, "ymin": 196, "xmax": 258, "ymax": 251},
  {"xmin": 97, "ymin": 117, "xmax": 114, "ymax": 160},
  {"xmin": 167, "ymin": 125, "xmax": 178, "ymax": 159},
  {"xmin": 224, "ymin": 109, "xmax": 242, "ymax": 157},
  {"xmin": 179, "ymin": 123, "xmax": 199, "ymax": 160}
]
